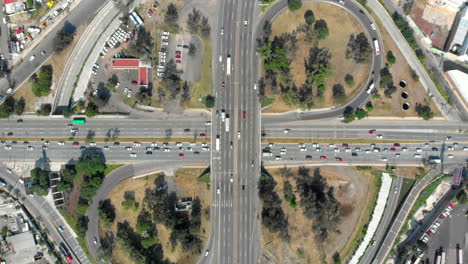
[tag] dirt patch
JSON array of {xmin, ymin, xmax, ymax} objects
[
  {"xmin": 264, "ymin": 2, "xmax": 371, "ymax": 112},
  {"xmin": 368, "ymin": 8, "xmax": 441, "ymax": 117},
  {"xmin": 262, "ymin": 166, "xmax": 375, "ymax": 263},
  {"xmin": 64, "ymin": 174, "xmax": 84, "ymax": 218}
]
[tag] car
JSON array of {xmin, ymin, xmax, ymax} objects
[
  {"xmin": 176, "ymin": 60, "xmax": 182, "ymax": 64},
  {"xmin": 89, "ymin": 142, "xmax": 96, "ymax": 146},
  {"xmin": 29, "ymin": 55, "xmax": 36, "ymax": 61},
  {"xmin": 453, "ymin": 142, "xmax": 459, "ymax": 147},
  {"xmin": 427, "ymin": 230, "xmax": 434, "ymax": 235},
  {"xmin": 130, "ymin": 153, "xmax": 137, "ymax": 157},
  {"xmin": 320, "ymin": 155, "xmax": 328, "ymax": 160},
  {"xmin": 402, "ymin": 147, "xmax": 408, "ymax": 152},
  {"xmin": 6, "ymin": 88, "xmax": 13, "ymax": 94},
  {"xmin": 66, "ymin": 256, "xmax": 73, "ymax": 262},
  {"xmin": 447, "ymin": 146, "xmax": 454, "ymax": 151},
  {"xmin": 354, "ymin": 147, "xmax": 361, "ymax": 151},
  {"xmin": 334, "ymin": 148, "xmax": 340, "ymax": 152},
  {"xmin": 390, "ymin": 148, "xmax": 396, "ymax": 152},
  {"xmin": 242, "ymin": 185, "xmax": 245, "ymax": 191},
  {"xmin": 131, "ymin": 81, "xmax": 138, "ymax": 84},
  {"xmin": 58, "ymin": 226, "xmax": 64, "ymax": 232},
  {"xmin": 72, "ymin": 142, "xmax": 79, "ymax": 146},
  {"xmin": 414, "ymin": 154, "xmax": 422, "ymax": 158},
  {"xmin": 179, "ymin": 153, "xmax": 185, "ymax": 157},
  {"xmin": 336, "ymin": 157, "xmax": 343, "ymax": 162},
  {"xmin": 243, "ymin": 111, "xmax": 246, "ymax": 119},
  {"xmin": 395, "ymin": 153, "xmax": 400, "ymax": 157},
  {"xmin": 200, "ymin": 133, "xmax": 206, "ymax": 137},
  {"xmin": 205, "ymin": 121, "xmax": 211, "ymax": 126},
  {"xmin": 134, "ymin": 142, "xmax": 141, "ymax": 147},
  {"xmin": 329, "ymin": 144, "xmax": 335, "ymax": 148},
  {"xmin": 175, "ymin": 50, "xmax": 181, "ymax": 55},
  {"xmin": 432, "ymin": 147, "xmax": 439, "ymax": 151},
  {"xmin": 217, "ymin": 187, "xmax": 220, "ymax": 194},
  {"xmin": 446, "ymin": 136, "xmax": 452, "ymax": 140},
  {"xmin": 164, "ymin": 148, "xmax": 171, "ymax": 152},
  {"xmin": 448, "ymin": 203, "xmax": 455, "ymax": 208},
  {"xmin": 342, "ymin": 143, "xmax": 349, "ymax": 147},
  {"xmin": 244, "ymin": 20, "xmax": 248, "ymax": 26},
  {"xmin": 58, "ymin": 141, "xmax": 65, "ymax": 146},
  {"xmin": 305, "ymin": 155, "xmax": 312, "ymax": 160},
  {"xmin": 345, "ymin": 148, "xmax": 351, "ymax": 152},
  {"xmin": 175, "ymin": 55, "xmax": 181, "ymax": 59},
  {"xmin": 205, "ymin": 250, "xmax": 209, "ymax": 256},
  {"xmin": 439, "ymin": 213, "xmax": 446, "ymax": 219},
  {"xmin": 104, "ymin": 146, "xmax": 110, "ymax": 150},
  {"xmin": 146, "ymin": 151, "xmax": 153, "ymax": 155},
  {"xmin": 275, "ymin": 156, "xmax": 282, "ymax": 160},
  {"xmin": 394, "ymin": 143, "xmax": 401, "ymax": 147},
  {"xmin": 376, "ymin": 134, "xmax": 383, "ymax": 139},
  {"xmin": 373, "ymin": 148, "xmax": 380, "ymax": 152},
  {"xmin": 238, "ymin": 131, "xmax": 241, "ymax": 139},
  {"xmin": 370, "ymin": 23, "xmax": 376, "ymax": 30},
  {"xmin": 283, "ymin": 129, "xmax": 290, "ymax": 134},
  {"xmin": 6, "ymin": 168, "xmax": 11, "ymax": 174},
  {"xmin": 352, "ymin": 152, "xmax": 358, "ymax": 156},
  {"xmin": 93, "ymin": 237, "xmax": 98, "ymax": 245},
  {"xmin": 381, "ymin": 157, "xmax": 388, "ymax": 161},
  {"xmin": 7, "ymin": 132, "xmax": 13, "ymax": 136},
  {"xmin": 194, "ymin": 151, "xmax": 200, "ymax": 155},
  {"xmin": 148, "ymin": 8, "xmax": 154, "ymax": 15},
  {"xmin": 44, "ymin": 141, "xmax": 49, "ymax": 145},
  {"xmin": 42, "ymin": 145, "xmax": 48, "ymax": 150},
  {"xmin": 146, "ymin": 147, "xmax": 152, "ymax": 151},
  {"xmin": 299, "ymin": 147, "xmax": 307, "ymax": 152},
  {"xmin": 80, "ymin": 146, "xmax": 86, "ymax": 150},
  {"xmin": 126, "ymin": 146, "xmax": 133, "ymax": 151},
  {"xmin": 394, "ymin": 187, "xmax": 398, "ymax": 193},
  {"xmin": 448, "ymin": 154, "xmax": 454, "ymax": 159},
  {"xmin": 371, "ymin": 71, "xmax": 375, "ymax": 77}
]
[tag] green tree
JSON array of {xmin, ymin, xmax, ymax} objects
[
  {"xmin": 31, "ymin": 66, "xmax": 53, "ymax": 97},
  {"xmin": 387, "ymin": 50, "xmax": 396, "ymax": 64},
  {"xmin": 456, "ymin": 190, "xmax": 467, "ymax": 204},
  {"xmin": 415, "ymin": 103, "xmax": 434, "ymax": 120},
  {"xmin": 314, "ymin": 19, "xmax": 329, "ymax": 40},
  {"xmin": 344, "ymin": 74, "xmax": 354, "ymax": 88},
  {"xmin": 53, "ymin": 30, "xmax": 74, "ymax": 52},
  {"xmin": 15, "ymin": 97, "xmax": 25, "ymax": 115},
  {"xmin": 164, "ymin": 3, "xmax": 179, "ymax": 32},
  {"xmin": 121, "ymin": 200, "xmax": 138, "ymax": 211},
  {"xmin": 36, "ymin": 104, "xmax": 51, "ymax": 116},
  {"xmin": 343, "ymin": 107, "xmax": 356, "ymax": 123},
  {"xmin": 288, "ymin": 0, "xmax": 302, "ymax": 11},
  {"xmin": 355, "ymin": 108, "xmax": 368, "ymax": 119},
  {"xmin": 75, "ymin": 152, "xmax": 106, "ymax": 176},
  {"xmin": 63, "ymin": 107, "xmax": 73, "ymax": 118},
  {"xmin": 304, "ymin": 10, "xmax": 315, "ymax": 25},
  {"xmin": 366, "ymin": 101, "xmax": 374, "ymax": 112},
  {"xmin": 26, "ymin": 0, "xmax": 33, "ymax": 8},
  {"xmin": 85, "ymin": 102, "xmax": 99, "ymax": 117},
  {"xmin": 204, "ymin": 95, "xmax": 215, "ymax": 108},
  {"xmin": 30, "ymin": 168, "xmax": 50, "ymax": 196}
]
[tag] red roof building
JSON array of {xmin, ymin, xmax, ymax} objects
[
  {"xmin": 111, "ymin": 58, "xmax": 150, "ymax": 86},
  {"xmin": 4, "ymin": 0, "xmax": 21, "ymax": 4}
]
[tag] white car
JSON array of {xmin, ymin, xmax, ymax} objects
[
  {"xmin": 381, "ymin": 157, "xmax": 388, "ymax": 161},
  {"xmin": 370, "ymin": 23, "xmax": 376, "ymax": 30},
  {"xmin": 205, "ymin": 250, "xmax": 209, "ymax": 256},
  {"xmin": 130, "ymin": 153, "xmax": 137, "ymax": 158},
  {"xmin": 205, "ymin": 121, "xmax": 211, "ymax": 126},
  {"xmin": 402, "ymin": 147, "xmax": 408, "ymax": 152},
  {"xmin": 299, "ymin": 147, "xmax": 307, "ymax": 152},
  {"xmin": 4, "ymin": 145, "xmax": 11, "ymax": 150},
  {"xmin": 164, "ymin": 148, "xmax": 171, "ymax": 152},
  {"xmin": 275, "ymin": 156, "xmax": 282, "ymax": 160},
  {"xmin": 298, "ymin": 143, "xmax": 305, "ymax": 148},
  {"xmin": 6, "ymin": 88, "xmax": 13, "ymax": 94},
  {"xmin": 217, "ymin": 187, "xmax": 220, "ymax": 194},
  {"xmin": 58, "ymin": 141, "xmax": 65, "ymax": 146},
  {"xmin": 416, "ymin": 148, "xmax": 422, "ymax": 152},
  {"xmin": 447, "ymin": 146, "xmax": 454, "ymax": 151},
  {"xmin": 237, "ymin": 131, "xmax": 241, "ymax": 139},
  {"xmin": 334, "ymin": 148, "xmax": 340, "ymax": 152},
  {"xmin": 345, "ymin": 148, "xmax": 351, "ymax": 152},
  {"xmin": 134, "ymin": 142, "xmax": 141, "ymax": 147},
  {"xmin": 29, "ymin": 55, "xmax": 36, "ymax": 61},
  {"xmin": 89, "ymin": 142, "xmax": 96, "ymax": 146},
  {"xmin": 104, "ymin": 146, "xmax": 110, "ymax": 150},
  {"xmin": 283, "ymin": 129, "xmax": 290, "ymax": 134},
  {"xmin": 151, "ymin": 142, "xmax": 158, "ymax": 147},
  {"xmin": 447, "ymin": 154, "xmax": 454, "ymax": 159},
  {"xmin": 126, "ymin": 146, "xmax": 133, "ymax": 151},
  {"xmin": 176, "ymin": 142, "xmax": 183, "ymax": 147},
  {"xmin": 376, "ymin": 134, "xmax": 383, "ymax": 139},
  {"xmin": 6, "ymin": 168, "xmax": 12, "ymax": 174},
  {"xmin": 414, "ymin": 154, "xmax": 422, "ymax": 158},
  {"xmin": 395, "ymin": 153, "xmax": 400, "ymax": 157}
]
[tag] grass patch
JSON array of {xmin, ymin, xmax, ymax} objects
[
  {"xmin": 397, "ymin": 177, "xmax": 416, "ymax": 206},
  {"xmin": 189, "ymin": 38, "xmax": 212, "ymax": 108},
  {"xmin": 197, "ymin": 173, "xmax": 210, "ymax": 184},
  {"xmin": 124, "ymin": 97, "xmax": 138, "ymax": 107},
  {"xmin": 261, "ymin": 97, "xmax": 275, "ymax": 108},
  {"xmin": 104, "ymin": 164, "xmax": 122, "ymax": 176}
]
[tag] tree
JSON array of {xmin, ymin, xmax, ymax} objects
[
  {"xmin": 344, "ymin": 74, "xmax": 354, "ymax": 88},
  {"xmin": 85, "ymin": 102, "xmax": 99, "ymax": 117},
  {"xmin": 456, "ymin": 190, "xmax": 467, "ymax": 204},
  {"xmin": 380, "ymin": 67, "xmax": 394, "ymax": 89},
  {"xmin": 304, "ymin": 10, "xmax": 315, "ymax": 25},
  {"xmin": 53, "ymin": 30, "xmax": 74, "ymax": 52},
  {"xmin": 15, "ymin": 97, "xmax": 25, "ymax": 115},
  {"xmin": 0, "ymin": 96, "xmax": 15, "ymax": 118},
  {"xmin": 346, "ymin": 32, "xmax": 372, "ymax": 63},
  {"xmin": 366, "ymin": 101, "xmax": 374, "ymax": 112},
  {"xmin": 288, "ymin": 0, "xmax": 302, "ymax": 11},
  {"xmin": 63, "ymin": 107, "xmax": 73, "ymax": 118},
  {"xmin": 415, "ymin": 103, "xmax": 434, "ymax": 120},
  {"xmin": 355, "ymin": 108, "xmax": 368, "ymax": 119},
  {"xmin": 314, "ymin": 19, "xmax": 329, "ymax": 40},
  {"xmin": 410, "ymin": 68, "xmax": 419, "ymax": 81},
  {"xmin": 75, "ymin": 152, "xmax": 106, "ymax": 176},
  {"xmin": 36, "ymin": 104, "xmax": 51, "ymax": 116},
  {"xmin": 204, "ymin": 95, "xmax": 215, "ymax": 108},
  {"xmin": 187, "ymin": 8, "xmax": 201, "ymax": 33},
  {"xmin": 30, "ymin": 168, "xmax": 50, "ymax": 196},
  {"xmin": 387, "ymin": 50, "xmax": 396, "ymax": 64},
  {"xmin": 32, "ymin": 65, "xmax": 53, "ymax": 97},
  {"xmin": 164, "ymin": 3, "xmax": 179, "ymax": 32},
  {"xmin": 343, "ymin": 106, "xmax": 356, "ymax": 123},
  {"xmin": 188, "ymin": 42, "xmax": 196, "ymax": 56},
  {"xmin": 332, "ymin": 84, "xmax": 345, "ymax": 99},
  {"xmin": 98, "ymin": 199, "xmax": 116, "ymax": 227}
]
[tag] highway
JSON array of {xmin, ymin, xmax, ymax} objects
[
  {"xmin": 0, "ymin": 165, "xmax": 90, "ymax": 264},
  {"xmin": 0, "ymin": 0, "xmax": 108, "ymax": 96}
]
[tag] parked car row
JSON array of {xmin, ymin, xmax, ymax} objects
[{"xmin": 420, "ymin": 203, "xmax": 456, "ymax": 243}]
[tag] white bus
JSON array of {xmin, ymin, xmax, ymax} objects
[
  {"xmin": 216, "ymin": 135, "xmax": 220, "ymax": 152},
  {"xmin": 132, "ymin": 11, "xmax": 144, "ymax": 26},
  {"xmin": 226, "ymin": 55, "xmax": 231, "ymax": 76},
  {"xmin": 129, "ymin": 14, "xmax": 139, "ymax": 27},
  {"xmin": 374, "ymin": 39, "xmax": 380, "ymax": 55}
]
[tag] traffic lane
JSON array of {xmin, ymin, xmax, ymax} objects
[
  {"xmin": 0, "ymin": 142, "xmax": 211, "ymax": 162},
  {"xmin": 0, "ymin": 0, "xmax": 108, "ymax": 93},
  {"xmin": 0, "ymin": 118, "xmax": 210, "ymax": 137}
]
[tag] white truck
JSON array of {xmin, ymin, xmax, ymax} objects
[
  {"xmin": 366, "ymin": 83, "xmax": 375, "ymax": 94},
  {"xmin": 225, "ymin": 115, "xmax": 230, "ymax": 132},
  {"xmin": 226, "ymin": 55, "xmax": 231, "ymax": 76},
  {"xmin": 215, "ymin": 135, "xmax": 220, "ymax": 152}
]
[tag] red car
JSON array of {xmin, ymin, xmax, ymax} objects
[
  {"xmin": 320, "ymin": 156, "xmax": 328, "ymax": 160},
  {"xmin": 179, "ymin": 153, "xmax": 185, "ymax": 157},
  {"xmin": 448, "ymin": 203, "xmax": 455, "ymax": 208},
  {"xmin": 427, "ymin": 230, "xmax": 433, "ymax": 235},
  {"xmin": 148, "ymin": 9, "xmax": 154, "ymax": 15},
  {"xmin": 176, "ymin": 60, "xmax": 182, "ymax": 64},
  {"xmin": 371, "ymin": 71, "xmax": 375, "ymax": 77},
  {"xmin": 342, "ymin": 143, "xmax": 349, "ymax": 148},
  {"xmin": 439, "ymin": 214, "xmax": 446, "ymax": 219},
  {"xmin": 394, "ymin": 143, "xmax": 401, "ymax": 147},
  {"xmin": 243, "ymin": 111, "xmax": 246, "ymax": 119},
  {"xmin": 175, "ymin": 55, "xmax": 181, "ymax": 59},
  {"xmin": 390, "ymin": 148, "xmax": 396, "ymax": 152},
  {"xmin": 72, "ymin": 142, "xmax": 80, "ymax": 146},
  {"xmin": 199, "ymin": 133, "xmax": 206, "ymax": 137},
  {"xmin": 66, "ymin": 256, "xmax": 73, "ymax": 262},
  {"xmin": 305, "ymin": 155, "xmax": 312, "ymax": 160},
  {"xmin": 131, "ymin": 80, "xmax": 138, "ymax": 84},
  {"xmin": 336, "ymin": 157, "xmax": 343, "ymax": 162},
  {"xmin": 369, "ymin": 130, "xmax": 376, "ymax": 134}
]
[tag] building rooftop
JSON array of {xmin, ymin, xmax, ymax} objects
[{"xmin": 6, "ymin": 231, "xmax": 35, "ymax": 252}]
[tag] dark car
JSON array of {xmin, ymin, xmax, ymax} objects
[
  {"xmin": 113, "ymin": 142, "xmax": 120, "ymax": 145},
  {"xmin": 146, "ymin": 151, "xmax": 153, "ymax": 155},
  {"xmin": 17, "ymin": 119, "xmax": 23, "ymax": 123},
  {"xmin": 7, "ymin": 132, "xmax": 13, "ymax": 136},
  {"xmin": 242, "ymin": 185, "xmax": 245, "ymax": 191},
  {"xmin": 432, "ymin": 147, "xmax": 438, "ymax": 151}
]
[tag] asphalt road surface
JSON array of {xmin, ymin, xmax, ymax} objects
[
  {"xmin": 0, "ymin": 165, "xmax": 90, "ymax": 264},
  {"xmin": 0, "ymin": 0, "xmax": 108, "ymax": 96}
]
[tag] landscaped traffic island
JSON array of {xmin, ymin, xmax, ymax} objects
[{"xmin": 259, "ymin": 2, "xmax": 372, "ymax": 112}]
